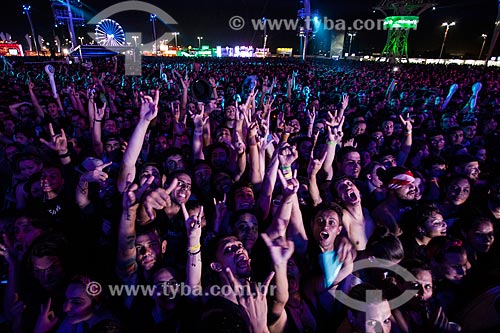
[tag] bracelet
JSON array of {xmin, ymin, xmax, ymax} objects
[
  {"xmin": 404, "ymin": 131, "xmax": 412, "ymax": 136},
  {"xmin": 94, "ymin": 119, "xmax": 102, "ymax": 122},
  {"xmin": 194, "ymin": 130, "xmax": 203, "ymax": 135},
  {"xmin": 280, "ymin": 166, "xmax": 293, "ymax": 180},
  {"xmin": 327, "ymin": 141, "xmax": 336, "ymax": 146},
  {"xmin": 188, "ymin": 243, "xmax": 201, "ymax": 253},
  {"xmin": 58, "ymin": 151, "xmax": 70, "ymax": 158},
  {"xmin": 187, "ymin": 249, "xmax": 201, "ymax": 255}
]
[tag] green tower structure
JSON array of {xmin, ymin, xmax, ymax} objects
[{"xmin": 374, "ymin": 0, "xmax": 436, "ymax": 62}]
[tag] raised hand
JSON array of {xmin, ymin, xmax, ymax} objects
[
  {"xmin": 278, "ymin": 168, "xmax": 299, "ymax": 198},
  {"xmin": 213, "ymin": 193, "xmax": 227, "ymax": 223},
  {"xmin": 340, "ymin": 93, "xmax": 349, "ymax": 114},
  {"xmin": 277, "ymin": 144, "xmax": 298, "ymax": 167},
  {"xmin": 40, "ymin": 123, "xmax": 68, "ymax": 154},
  {"xmin": 140, "ymin": 94, "xmax": 158, "ymax": 121},
  {"xmin": 34, "ymin": 298, "xmax": 59, "ymax": 333},
  {"xmin": 261, "ymin": 233, "xmax": 294, "ymax": 267},
  {"xmin": 325, "ymin": 110, "xmax": 344, "ymax": 129},
  {"xmin": 326, "ymin": 119, "xmax": 344, "ymax": 144},
  {"xmin": 181, "ymin": 203, "xmax": 203, "ymax": 241},
  {"xmin": 399, "ymin": 113, "xmax": 413, "ymax": 134},
  {"xmin": 307, "ymin": 149, "xmax": 328, "ymax": 176},
  {"xmin": 95, "ymin": 101, "xmax": 106, "ymax": 122},
  {"xmin": 307, "ymin": 107, "xmax": 316, "ymax": 125},
  {"xmin": 224, "ymin": 267, "xmax": 274, "ymax": 333},
  {"xmin": 81, "ymin": 161, "xmax": 113, "ymax": 183},
  {"xmin": 0, "ymin": 233, "xmax": 19, "ymax": 264},
  {"xmin": 143, "ymin": 178, "xmax": 179, "ymax": 221},
  {"xmin": 190, "ymin": 108, "xmax": 209, "ymax": 129},
  {"xmin": 233, "ymin": 132, "xmax": 246, "ymax": 155}
]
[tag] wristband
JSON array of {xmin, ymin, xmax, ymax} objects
[
  {"xmin": 280, "ymin": 166, "xmax": 293, "ymax": 180},
  {"xmin": 404, "ymin": 131, "xmax": 412, "ymax": 136},
  {"xmin": 94, "ymin": 119, "xmax": 102, "ymax": 123},
  {"xmin": 187, "ymin": 249, "xmax": 201, "ymax": 255},
  {"xmin": 327, "ymin": 141, "xmax": 336, "ymax": 146},
  {"xmin": 194, "ymin": 130, "xmax": 203, "ymax": 135},
  {"xmin": 188, "ymin": 243, "xmax": 201, "ymax": 253},
  {"xmin": 58, "ymin": 151, "xmax": 70, "ymax": 158}
]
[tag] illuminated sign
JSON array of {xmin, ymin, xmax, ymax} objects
[{"xmin": 384, "ymin": 16, "xmax": 419, "ymax": 29}]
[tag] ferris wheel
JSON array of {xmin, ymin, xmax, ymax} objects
[{"xmin": 94, "ymin": 19, "xmax": 126, "ymax": 46}]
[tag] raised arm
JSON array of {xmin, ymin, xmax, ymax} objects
[
  {"xmin": 257, "ymin": 145, "xmax": 279, "ymax": 220},
  {"xmin": 40, "ymin": 123, "xmax": 71, "ymax": 165},
  {"xmin": 191, "ymin": 106, "xmax": 208, "ymax": 161},
  {"xmin": 117, "ymin": 93, "xmax": 158, "ymax": 193},
  {"xmin": 261, "ymin": 233, "xmax": 294, "ymax": 333},
  {"xmin": 247, "ymin": 121, "xmax": 261, "ymax": 186},
  {"xmin": 397, "ymin": 114, "xmax": 413, "ymax": 167},
  {"xmin": 116, "ymin": 176, "xmax": 141, "ymax": 280},
  {"xmin": 181, "ymin": 204, "xmax": 203, "ymax": 292},
  {"xmin": 91, "ymin": 101, "xmax": 105, "ymax": 158},
  {"xmin": 308, "ymin": 145, "xmax": 328, "ymax": 207},
  {"xmin": 76, "ymin": 162, "xmax": 112, "ymax": 210},
  {"xmin": 323, "ymin": 112, "xmax": 345, "ymax": 180}
]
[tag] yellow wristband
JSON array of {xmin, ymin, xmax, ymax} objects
[{"xmin": 188, "ymin": 243, "xmax": 201, "ymax": 253}]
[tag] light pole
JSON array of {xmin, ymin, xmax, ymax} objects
[
  {"xmin": 78, "ymin": 36, "xmax": 84, "ymax": 45},
  {"xmin": 197, "ymin": 36, "xmax": 203, "ymax": 49},
  {"xmin": 262, "ymin": 18, "xmax": 268, "ymax": 54},
  {"xmin": 150, "ymin": 14, "xmax": 158, "ymax": 55},
  {"xmin": 439, "ymin": 21, "xmax": 455, "ymax": 59},
  {"xmin": 347, "ymin": 31, "xmax": 357, "ymax": 55},
  {"xmin": 172, "ymin": 32, "xmax": 179, "ymax": 48},
  {"xmin": 22, "ymin": 4, "xmax": 39, "ymax": 56},
  {"xmin": 479, "ymin": 34, "xmax": 488, "ymax": 60}
]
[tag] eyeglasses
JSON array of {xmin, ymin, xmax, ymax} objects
[{"xmin": 431, "ymin": 138, "xmax": 445, "ymax": 144}]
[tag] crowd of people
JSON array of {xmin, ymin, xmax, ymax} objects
[{"xmin": 0, "ymin": 55, "xmax": 499, "ymax": 333}]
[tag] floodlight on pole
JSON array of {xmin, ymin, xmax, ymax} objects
[
  {"xmin": 22, "ymin": 4, "xmax": 39, "ymax": 56},
  {"xmin": 479, "ymin": 34, "xmax": 487, "ymax": 60},
  {"xmin": 150, "ymin": 14, "xmax": 157, "ymax": 55},
  {"xmin": 347, "ymin": 31, "xmax": 357, "ymax": 55},
  {"xmin": 197, "ymin": 36, "xmax": 203, "ymax": 49},
  {"xmin": 439, "ymin": 21, "xmax": 455, "ymax": 59},
  {"xmin": 172, "ymin": 32, "xmax": 179, "ymax": 48}
]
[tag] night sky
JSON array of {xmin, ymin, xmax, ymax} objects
[{"xmin": 2, "ymin": 0, "xmax": 499, "ymax": 58}]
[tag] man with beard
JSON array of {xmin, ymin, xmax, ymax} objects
[
  {"xmin": 331, "ymin": 176, "xmax": 375, "ymax": 251},
  {"xmin": 372, "ymin": 167, "xmax": 418, "ymax": 236}
]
